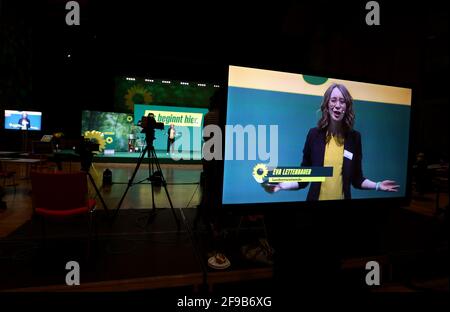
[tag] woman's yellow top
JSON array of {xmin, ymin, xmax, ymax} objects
[{"xmin": 319, "ymin": 135, "xmax": 344, "ymax": 200}]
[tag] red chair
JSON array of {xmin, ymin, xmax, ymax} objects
[{"xmin": 30, "ymin": 171, "xmax": 96, "ymax": 258}]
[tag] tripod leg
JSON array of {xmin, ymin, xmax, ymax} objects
[
  {"xmin": 150, "ymin": 153, "xmax": 156, "ymax": 211},
  {"xmin": 86, "ymin": 172, "xmax": 109, "ymax": 216},
  {"xmin": 163, "ymin": 181, "xmax": 180, "ymax": 230},
  {"xmin": 145, "ymin": 157, "xmax": 157, "ymax": 226},
  {"xmin": 150, "ymin": 147, "xmax": 181, "ymax": 230},
  {"xmin": 114, "ymin": 146, "xmax": 147, "ymax": 219}
]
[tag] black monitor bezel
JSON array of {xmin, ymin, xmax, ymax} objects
[{"xmin": 219, "ymin": 63, "xmax": 414, "ymax": 214}]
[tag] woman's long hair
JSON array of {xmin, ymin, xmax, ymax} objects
[{"xmin": 317, "ymin": 83, "xmax": 355, "ymax": 143}]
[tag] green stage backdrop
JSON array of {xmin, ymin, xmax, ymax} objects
[
  {"xmin": 81, "ymin": 111, "xmax": 137, "ymax": 152},
  {"xmin": 115, "ymin": 77, "xmax": 217, "ymax": 113}
]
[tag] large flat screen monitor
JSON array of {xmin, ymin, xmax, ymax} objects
[
  {"xmin": 4, "ymin": 110, "xmax": 42, "ymax": 131},
  {"xmin": 222, "ymin": 66, "xmax": 412, "ymax": 208}
]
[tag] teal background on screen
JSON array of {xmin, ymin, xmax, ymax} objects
[{"xmin": 222, "ymin": 87, "xmax": 411, "ymax": 204}]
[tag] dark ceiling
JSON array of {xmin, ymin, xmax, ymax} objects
[{"xmin": 0, "ymin": 0, "xmax": 448, "ymax": 156}]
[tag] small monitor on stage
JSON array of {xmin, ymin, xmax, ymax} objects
[{"xmin": 4, "ymin": 110, "xmax": 42, "ymax": 131}]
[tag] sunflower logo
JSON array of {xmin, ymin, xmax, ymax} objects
[
  {"xmin": 124, "ymin": 84, "xmax": 153, "ymax": 112},
  {"xmin": 84, "ymin": 130, "xmax": 107, "ymax": 152},
  {"xmin": 106, "ymin": 137, "xmax": 113, "ymax": 144},
  {"xmin": 126, "ymin": 115, "xmax": 133, "ymax": 122},
  {"xmin": 252, "ymin": 164, "xmax": 269, "ymax": 184}
]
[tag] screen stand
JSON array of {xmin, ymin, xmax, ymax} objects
[{"xmin": 21, "ymin": 130, "xmax": 28, "ymax": 152}]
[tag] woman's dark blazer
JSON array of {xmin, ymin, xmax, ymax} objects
[{"xmin": 299, "ymin": 127, "xmax": 366, "ymax": 200}]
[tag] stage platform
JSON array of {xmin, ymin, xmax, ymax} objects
[
  {"xmin": 1, "ymin": 149, "xmax": 203, "ymax": 165},
  {"xmin": 94, "ymin": 151, "xmax": 202, "ymax": 164}
]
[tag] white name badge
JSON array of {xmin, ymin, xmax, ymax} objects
[{"xmin": 344, "ymin": 150, "xmax": 353, "ymax": 160}]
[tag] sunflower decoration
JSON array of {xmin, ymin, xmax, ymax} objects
[
  {"xmin": 124, "ymin": 84, "xmax": 153, "ymax": 112},
  {"xmin": 53, "ymin": 132, "xmax": 64, "ymax": 139},
  {"xmin": 84, "ymin": 130, "xmax": 107, "ymax": 152},
  {"xmin": 252, "ymin": 163, "xmax": 269, "ymax": 184}
]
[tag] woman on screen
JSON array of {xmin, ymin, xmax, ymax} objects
[
  {"xmin": 18, "ymin": 112, "xmax": 31, "ymax": 130},
  {"xmin": 265, "ymin": 83, "xmax": 399, "ymax": 200}
]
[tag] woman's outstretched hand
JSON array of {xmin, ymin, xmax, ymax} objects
[
  {"xmin": 261, "ymin": 182, "xmax": 299, "ymax": 193},
  {"xmin": 262, "ymin": 182, "xmax": 281, "ymax": 193},
  {"xmin": 379, "ymin": 180, "xmax": 400, "ymax": 192}
]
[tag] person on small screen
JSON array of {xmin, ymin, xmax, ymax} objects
[
  {"xmin": 166, "ymin": 123, "xmax": 176, "ymax": 154},
  {"xmin": 18, "ymin": 112, "xmax": 30, "ymax": 130},
  {"xmin": 265, "ymin": 83, "xmax": 399, "ymax": 200}
]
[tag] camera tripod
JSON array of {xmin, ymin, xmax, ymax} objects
[{"xmin": 114, "ymin": 139, "xmax": 180, "ymax": 230}]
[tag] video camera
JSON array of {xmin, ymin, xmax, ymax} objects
[
  {"xmin": 79, "ymin": 137, "xmax": 100, "ymax": 153},
  {"xmin": 77, "ymin": 136, "xmax": 100, "ymax": 171},
  {"xmin": 138, "ymin": 113, "xmax": 164, "ymax": 143}
]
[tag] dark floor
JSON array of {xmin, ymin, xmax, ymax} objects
[
  {"xmin": 0, "ymin": 209, "xmax": 201, "ymax": 291},
  {"xmin": 0, "ymin": 163, "xmax": 448, "ymax": 296}
]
